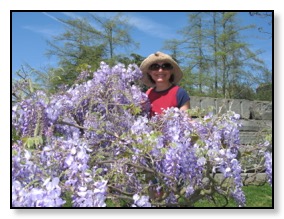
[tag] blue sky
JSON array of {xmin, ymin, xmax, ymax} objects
[{"xmin": 12, "ymin": 11, "xmax": 272, "ymax": 77}]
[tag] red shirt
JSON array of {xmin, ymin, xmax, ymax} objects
[{"xmin": 146, "ymin": 85, "xmax": 190, "ymax": 117}]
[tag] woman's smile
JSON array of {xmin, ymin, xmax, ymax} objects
[{"xmin": 157, "ymin": 74, "xmax": 167, "ymax": 78}]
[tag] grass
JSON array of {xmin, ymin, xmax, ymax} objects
[
  {"xmin": 241, "ymin": 183, "xmax": 273, "ymax": 207},
  {"xmin": 194, "ymin": 183, "xmax": 273, "ymax": 208},
  {"xmin": 61, "ymin": 184, "xmax": 272, "ymax": 208}
]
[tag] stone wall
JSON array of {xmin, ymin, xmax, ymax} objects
[
  {"xmin": 190, "ymin": 97, "xmax": 272, "ymax": 184},
  {"xmin": 190, "ymin": 96, "xmax": 272, "ymax": 145}
]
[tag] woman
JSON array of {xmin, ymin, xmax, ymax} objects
[{"xmin": 140, "ymin": 51, "xmax": 190, "ymax": 117}]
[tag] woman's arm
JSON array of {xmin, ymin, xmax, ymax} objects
[{"xmin": 180, "ymin": 100, "xmax": 190, "ymax": 111}]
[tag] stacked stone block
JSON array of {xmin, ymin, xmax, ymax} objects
[{"xmin": 190, "ymin": 96, "xmax": 272, "ymax": 184}]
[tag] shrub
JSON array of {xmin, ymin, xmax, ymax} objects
[{"xmin": 12, "ymin": 62, "xmax": 272, "ymax": 207}]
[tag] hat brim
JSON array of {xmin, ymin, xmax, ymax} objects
[{"xmin": 140, "ymin": 52, "xmax": 183, "ymax": 87}]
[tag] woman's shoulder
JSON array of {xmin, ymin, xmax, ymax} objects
[
  {"xmin": 175, "ymin": 86, "xmax": 187, "ymax": 93},
  {"xmin": 176, "ymin": 86, "xmax": 190, "ymax": 97}
]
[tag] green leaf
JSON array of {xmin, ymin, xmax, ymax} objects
[
  {"xmin": 22, "ymin": 136, "xmax": 43, "ymax": 149},
  {"xmin": 28, "ymin": 79, "xmax": 34, "ymax": 93},
  {"xmin": 161, "ymin": 148, "xmax": 167, "ymax": 155},
  {"xmin": 96, "ymin": 168, "xmax": 104, "ymax": 174}
]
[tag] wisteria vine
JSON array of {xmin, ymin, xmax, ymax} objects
[{"xmin": 12, "ymin": 62, "xmax": 272, "ymax": 207}]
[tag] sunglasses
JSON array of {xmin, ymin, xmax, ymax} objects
[{"xmin": 149, "ymin": 63, "xmax": 173, "ymax": 71}]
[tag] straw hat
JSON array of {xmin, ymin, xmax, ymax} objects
[{"xmin": 140, "ymin": 51, "xmax": 183, "ymax": 87}]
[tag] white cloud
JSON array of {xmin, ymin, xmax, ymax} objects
[
  {"xmin": 42, "ymin": 12, "xmax": 65, "ymax": 25},
  {"xmin": 21, "ymin": 25, "xmax": 58, "ymax": 37},
  {"xmin": 87, "ymin": 12, "xmax": 177, "ymax": 39},
  {"xmin": 24, "ymin": 12, "xmax": 177, "ymax": 41},
  {"xmin": 60, "ymin": 12, "xmax": 82, "ymax": 20},
  {"xmin": 42, "ymin": 12, "xmax": 82, "ymax": 25},
  {"xmin": 21, "ymin": 12, "xmax": 66, "ymax": 37},
  {"xmin": 125, "ymin": 13, "xmax": 176, "ymax": 39}
]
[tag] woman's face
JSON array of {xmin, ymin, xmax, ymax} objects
[{"xmin": 148, "ymin": 62, "xmax": 173, "ymax": 84}]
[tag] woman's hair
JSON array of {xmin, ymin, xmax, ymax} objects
[{"xmin": 147, "ymin": 74, "xmax": 175, "ymax": 85}]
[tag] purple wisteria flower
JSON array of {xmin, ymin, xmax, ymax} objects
[
  {"xmin": 264, "ymin": 152, "xmax": 272, "ymax": 186},
  {"xmin": 12, "ymin": 62, "xmax": 271, "ymax": 207},
  {"xmin": 132, "ymin": 194, "xmax": 151, "ymax": 207}
]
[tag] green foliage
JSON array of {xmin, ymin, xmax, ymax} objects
[
  {"xmin": 122, "ymin": 103, "xmax": 142, "ymax": 116},
  {"xmin": 228, "ymin": 83, "xmax": 256, "ymax": 100},
  {"xmin": 194, "ymin": 184, "xmax": 272, "ymax": 207},
  {"xmin": 105, "ymin": 198, "xmax": 128, "ymax": 207},
  {"xmin": 12, "ymin": 127, "xmax": 21, "ymax": 143},
  {"xmin": 62, "ymin": 191, "xmax": 73, "ymax": 207},
  {"xmin": 12, "ymin": 66, "xmax": 44, "ymax": 103},
  {"xmin": 255, "ymin": 83, "xmax": 272, "ymax": 101},
  {"xmin": 43, "ymin": 12, "xmax": 138, "ymax": 93},
  {"xmin": 22, "ymin": 136, "xmax": 43, "ymax": 149},
  {"xmin": 45, "ymin": 44, "xmax": 105, "ymax": 93},
  {"xmin": 163, "ymin": 12, "xmax": 272, "ymax": 100}
]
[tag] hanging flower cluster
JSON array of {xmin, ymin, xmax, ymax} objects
[{"xmin": 12, "ymin": 62, "xmax": 272, "ymax": 207}]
